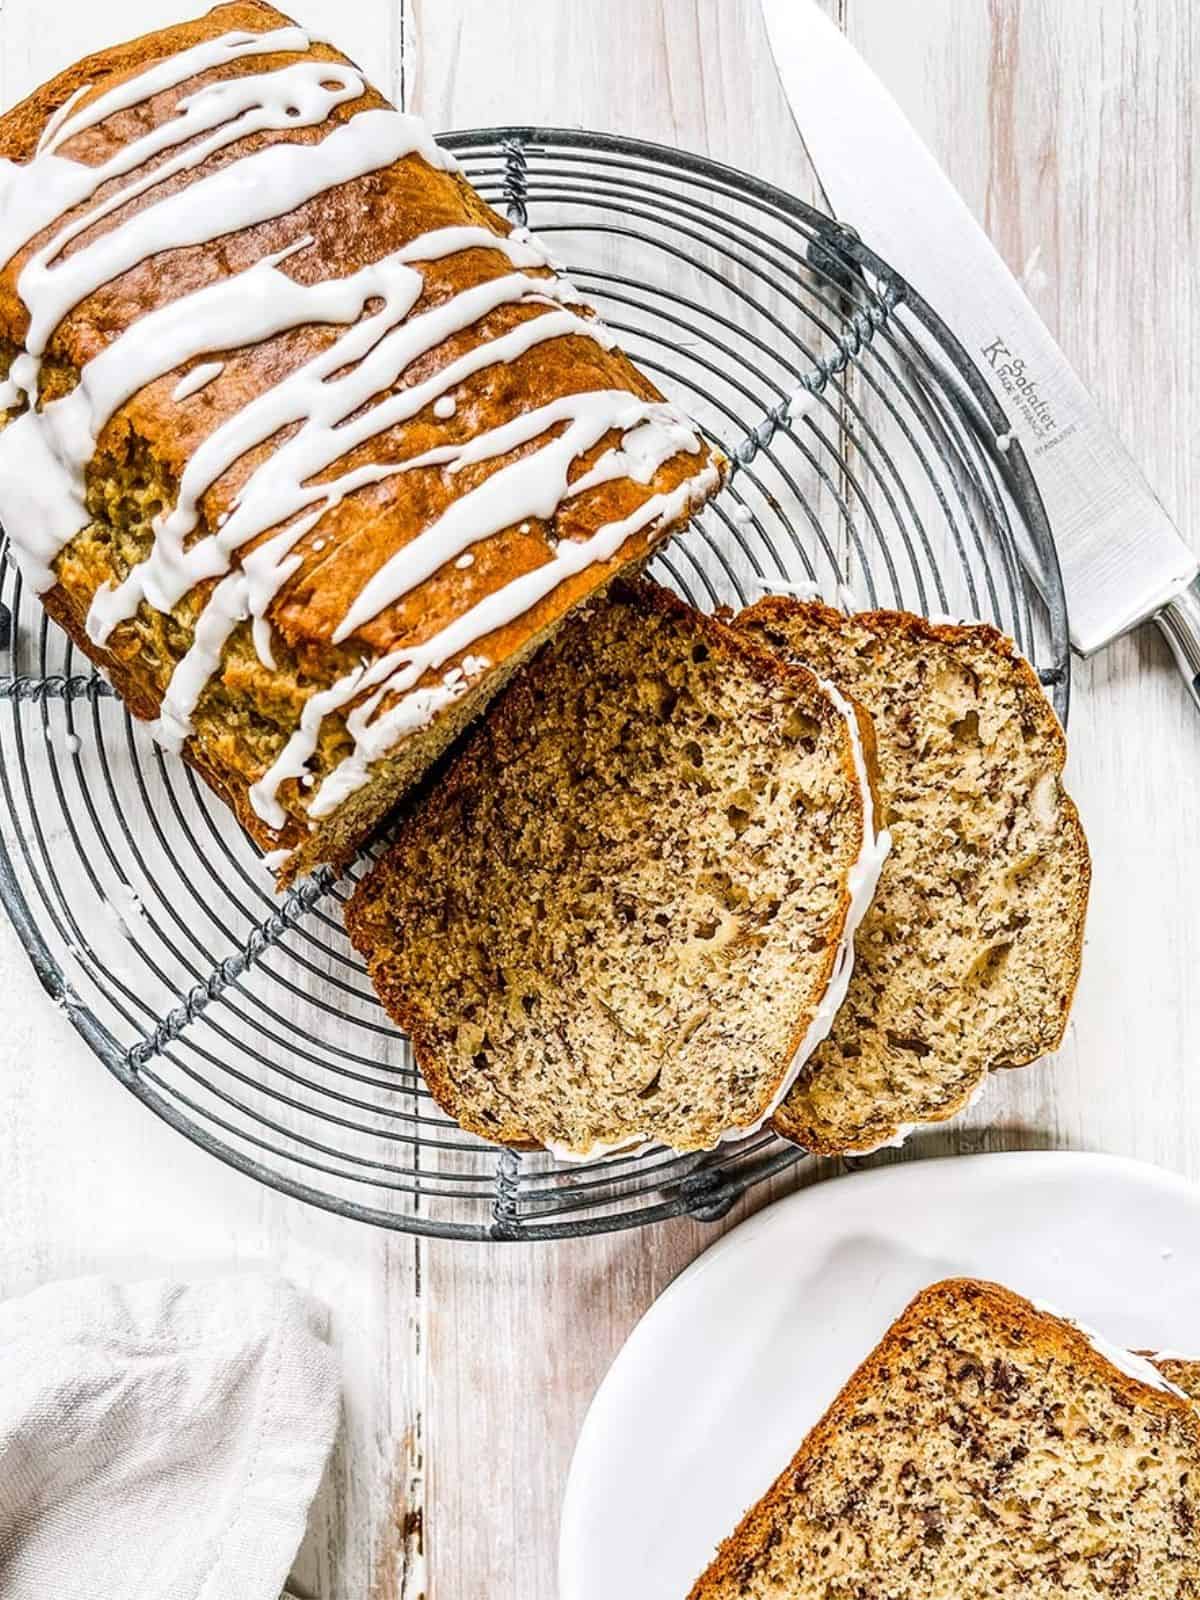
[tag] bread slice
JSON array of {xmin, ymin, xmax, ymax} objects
[
  {"xmin": 736, "ymin": 601, "xmax": 1090, "ymax": 1155},
  {"xmin": 345, "ymin": 580, "xmax": 885, "ymax": 1158},
  {"xmin": 689, "ymin": 1278, "xmax": 1200, "ymax": 1600},
  {"xmin": 1154, "ymin": 1356, "xmax": 1200, "ymax": 1398}
]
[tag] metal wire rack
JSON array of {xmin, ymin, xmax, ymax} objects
[{"xmin": 0, "ymin": 130, "xmax": 1068, "ymax": 1241}]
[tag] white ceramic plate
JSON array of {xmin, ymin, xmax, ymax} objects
[{"xmin": 559, "ymin": 1151, "xmax": 1200, "ymax": 1600}]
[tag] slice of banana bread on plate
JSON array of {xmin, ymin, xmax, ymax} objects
[
  {"xmin": 737, "ymin": 600, "xmax": 1090, "ymax": 1155},
  {"xmin": 1153, "ymin": 1355, "xmax": 1200, "ymax": 1396},
  {"xmin": 688, "ymin": 1278, "xmax": 1200, "ymax": 1600},
  {"xmin": 346, "ymin": 580, "xmax": 886, "ymax": 1158}
]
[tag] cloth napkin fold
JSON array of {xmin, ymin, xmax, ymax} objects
[{"xmin": 0, "ymin": 1274, "xmax": 339, "ymax": 1600}]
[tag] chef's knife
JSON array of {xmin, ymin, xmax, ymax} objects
[{"xmin": 760, "ymin": 0, "xmax": 1200, "ymax": 704}]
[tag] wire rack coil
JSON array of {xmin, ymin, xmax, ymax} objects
[{"xmin": 0, "ymin": 130, "xmax": 1069, "ymax": 1241}]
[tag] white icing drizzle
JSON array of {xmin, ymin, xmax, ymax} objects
[
  {"xmin": 509, "ymin": 223, "xmax": 562, "ymax": 271},
  {"xmin": 730, "ymin": 679, "xmax": 890, "ymax": 1132},
  {"xmin": 1032, "ymin": 1301, "xmax": 1191, "ymax": 1399},
  {"xmin": 251, "ymin": 615, "xmax": 277, "ymax": 672},
  {"xmin": 171, "ymin": 360, "xmax": 224, "ymax": 401},
  {"xmin": 753, "ymin": 575, "xmax": 823, "ymax": 601},
  {"xmin": 17, "ymin": 105, "xmax": 448, "ymax": 373},
  {"xmin": 853, "ymin": 1122, "xmax": 917, "ymax": 1156},
  {"xmin": 851, "ymin": 1075, "xmax": 990, "ymax": 1158},
  {"xmin": 153, "ymin": 569, "xmax": 250, "ymax": 750},
  {"xmin": 35, "ymin": 84, "xmax": 93, "ymax": 157},
  {"xmin": 546, "ymin": 676, "xmax": 891, "ymax": 1163},
  {"xmin": 542, "ymin": 1128, "xmax": 648, "ymax": 1166},
  {"xmin": 0, "ymin": 58, "xmax": 387, "ymax": 394},
  {"xmin": 333, "ymin": 392, "xmax": 694, "ymax": 642},
  {"xmin": 6, "ymin": 28, "xmax": 326, "ymax": 269},
  {"xmin": 148, "ymin": 298, "xmax": 664, "ymax": 754},
  {"xmin": 0, "ymin": 45, "xmax": 459, "ymax": 584},
  {"xmin": 0, "ymin": 25, "xmax": 707, "ymax": 836},
  {"xmin": 39, "ymin": 28, "xmax": 321, "ymax": 156},
  {"xmin": 255, "ymin": 466, "xmax": 720, "ymax": 828}
]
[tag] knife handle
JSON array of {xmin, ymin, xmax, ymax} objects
[{"xmin": 1154, "ymin": 575, "xmax": 1200, "ymax": 709}]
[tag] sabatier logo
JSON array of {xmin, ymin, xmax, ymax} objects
[
  {"xmin": 981, "ymin": 337, "xmax": 1010, "ymax": 367},
  {"xmin": 980, "ymin": 335, "xmax": 1063, "ymax": 453}
]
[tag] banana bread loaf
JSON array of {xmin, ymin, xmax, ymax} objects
[{"xmin": 0, "ymin": 2, "xmax": 722, "ymax": 882}]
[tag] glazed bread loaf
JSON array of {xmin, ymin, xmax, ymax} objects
[
  {"xmin": 737, "ymin": 601, "xmax": 1090, "ymax": 1155},
  {"xmin": 0, "ymin": 3, "xmax": 722, "ymax": 882},
  {"xmin": 689, "ymin": 1279, "xmax": 1200, "ymax": 1600},
  {"xmin": 345, "ymin": 581, "xmax": 886, "ymax": 1158}
]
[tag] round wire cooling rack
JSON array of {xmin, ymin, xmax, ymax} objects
[{"xmin": 0, "ymin": 129, "xmax": 1069, "ymax": 1242}]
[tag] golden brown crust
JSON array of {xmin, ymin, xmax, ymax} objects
[
  {"xmin": 345, "ymin": 579, "xmax": 876, "ymax": 1150},
  {"xmin": 0, "ymin": 3, "xmax": 722, "ymax": 878},
  {"xmin": 737, "ymin": 598, "xmax": 1091, "ymax": 1156},
  {"xmin": 688, "ymin": 1278, "xmax": 1200, "ymax": 1600}
]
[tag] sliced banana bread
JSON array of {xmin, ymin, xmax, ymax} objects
[
  {"xmin": 737, "ymin": 600, "xmax": 1090, "ymax": 1155},
  {"xmin": 1154, "ymin": 1356, "xmax": 1200, "ymax": 1397},
  {"xmin": 346, "ymin": 580, "xmax": 885, "ymax": 1158},
  {"xmin": 689, "ymin": 1278, "xmax": 1200, "ymax": 1600}
]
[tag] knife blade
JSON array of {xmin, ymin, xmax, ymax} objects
[{"xmin": 760, "ymin": 0, "xmax": 1200, "ymax": 680}]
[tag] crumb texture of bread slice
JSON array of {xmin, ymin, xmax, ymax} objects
[
  {"xmin": 1154, "ymin": 1357, "xmax": 1200, "ymax": 1400},
  {"xmin": 689, "ymin": 1278, "xmax": 1200, "ymax": 1600},
  {"xmin": 737, "ymin": 601, "xmax": 1091, "ymax": 1155},
  {"xmin": 346, "ymin": 580, "xmax": 874, "ymax": 1156}
]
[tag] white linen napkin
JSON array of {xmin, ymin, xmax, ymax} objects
[{"xmin": 0, "ymin": 1274, "xmax": 339, "ymax": 1600}]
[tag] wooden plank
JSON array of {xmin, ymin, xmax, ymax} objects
[
  {"xmin": 0, "ymin": 8, "xmax": 427, "ymax": 1600},
  {"xmin": 849, "ymin": 0, "xmax": 1200, "ymax": 1185},
  {"xmin": 407, "ymin": 4, "xmax": 844, "ymax": 1597},
  {"xmin": 414, "ymin": 0, "xmax": 1200, "ymax": 1595},
  {"xmin": 0, "ymin": 3, "xmax": 1194, "ymax": 1598}
]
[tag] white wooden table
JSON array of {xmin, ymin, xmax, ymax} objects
[{"xmin": 1, "ymin": 2, "xmax": 1197, "ymax": 1595}]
